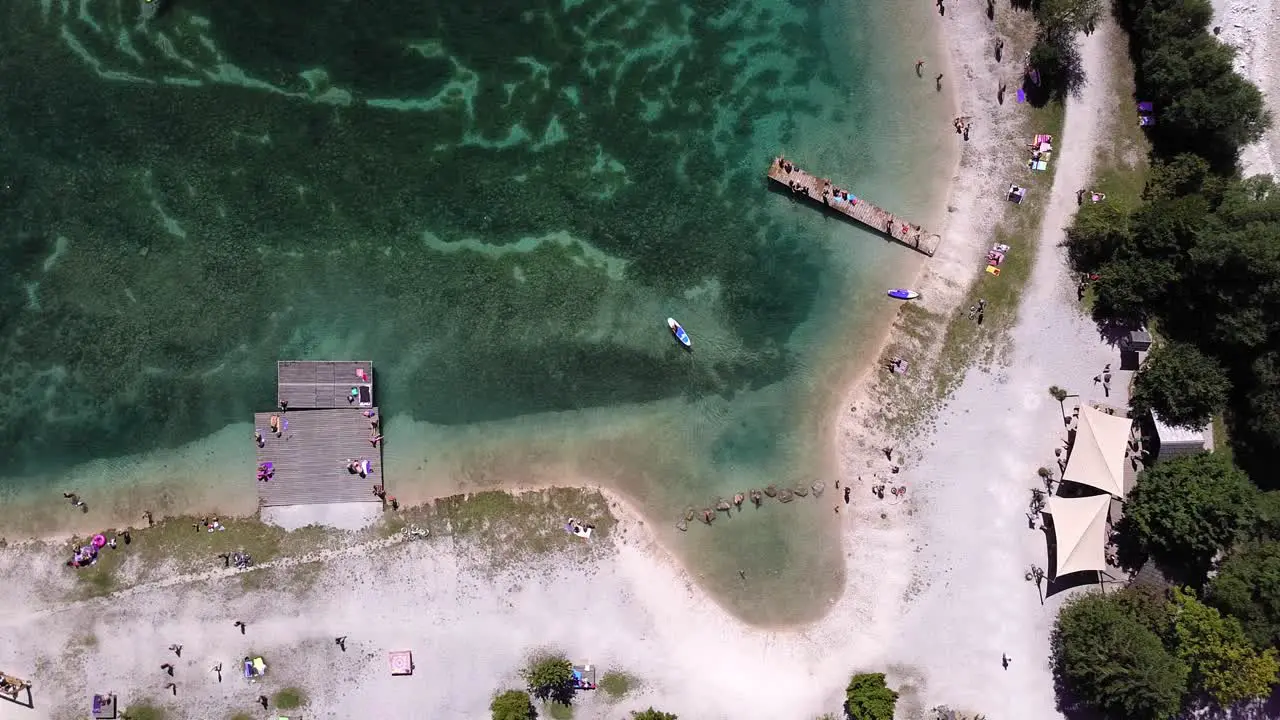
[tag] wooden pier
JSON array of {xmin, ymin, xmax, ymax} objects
[
  {"xmin": 766, "ymin": 157, "xmax": 942, "ymax": 257},
  {"xmin": 256, "ymin": 360, "xmax": 382, "ymax": 508}
]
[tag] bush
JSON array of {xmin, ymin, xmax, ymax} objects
[
  {"xmin": 598, "ymin": 670, "xmax": 635, "ymax": 699},
  {"xmin": 844, "ymin": 673, "xmax": 898, "ymax": 720},
  {"xmin": 1121, "ymin": 453, "xmax": 1257, "ymax": 580},
  {"xmin": 1052, "ymin": 592, "xmax": 1189, "ymax": 720},
  {"xmin": 522, "ymin": 653, "xmax": 576, "ymax": 705},
  {"xmin": 631, "ymin": 709, "xmax": 677, "ymax": 720},
  {"xmin": 271, "ymin": 688, "xmax": 306, "ymax": 710},
  {"xmin": 490, "ymin": 689, "xmax": 536, "ymax": 720},
  {"xmin": 1130, "ymin": 341, "xmax": 1230, "ymax": 429}
]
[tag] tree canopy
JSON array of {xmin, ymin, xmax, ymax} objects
[
  {"xmin": 1051, "ymin": 591, "xmax": 1189, "ymax": 720},
  {"xmin": 1170, "ymin": 588, "xmax": 1280, "ymax": 706},
  {"xmin": 490, "ymin": 690, "xmax": 537, "ymax": 720},
  {"xmin": 630, "ymin": 709, "xmax": 678, "ymax": 720},
  {"xmin": 522, "ymin": 655, "xmax": 576, "ymax": 705},
  {"xmin": 1122, "ymin": 453, "xmax": 1257, "ymax": 579},
  {"xmin": 1130, "ymin": 341, "xmax": 1230, "ymax": 429},
  {"xmin": 843, "ymin": 673, "xmax": 898, "ymax": 720},
  {"xmin": 1033, "ymin": 0, "xmax": 1103, "ymax": 34},
  {"xmin": 1208, "ymin": 540, "xmax": 1280, "ymax": 649}
]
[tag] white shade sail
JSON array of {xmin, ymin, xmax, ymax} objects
[
  {"xmin": 1062, "ymin": 405, "xmax": 1133, "ymax": 498},
  {"xmin": 1046, "ymin": 494, "xmax": 1112, "ymax": 577}
]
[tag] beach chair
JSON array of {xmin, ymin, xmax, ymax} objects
[{"xmin": 1007, "ymin": 185, "xmax": 1027, "ymax": 204}]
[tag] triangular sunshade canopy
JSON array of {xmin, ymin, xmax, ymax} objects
[
  {"xmin": 1046, "ymin": 494, "xmax": 1112, "ymax": 577},
  {"xmin": 1062, "ymin": 406, "xmax": 1133, "ymax": 497}
]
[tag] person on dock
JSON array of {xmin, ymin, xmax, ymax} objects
[{"xmin": 369, "ymin": 432, "xmax": 383, "ymax": 447}]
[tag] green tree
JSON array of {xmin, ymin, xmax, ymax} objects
[
  {"xmin": 1207, "ymin": 541, "xmax": 1280, "ymax": 648},
  {"xmin": 630, "ymin": 709, "xmax": 678, "ymax": 720},
  {"xmin": 1089, "ymin": 256, "xmax": 1173, "ymax": 324},
  {"xmin": 1143, "ymin": 153, "xmax": 1212, "ymax": 202},
  {"xmin": 491, "ymin": 690, "xmax": 537, "ymax": 720},
  {"xmin": 1034, "ymin": 0, "xmax": 1103, "ymax": 34},
  {"xmin": 1122, "ymin": 453, "xmax": 1257, "ymax": 579},
  {"xmin": 1130, "ymin": 341, "xmax": 1230, "ymax": 429},
  {"xmin": 843, "ymin": 673, "xmax": 898, "ymax": 720},
  {"xmin": 1065, "ymin": 200, "xmax": 1131, "ymax": 271},
  {"xmin": 1051, "ymin": 592, "xmax": 1189, "ymax": 720},
  {"xmin": 1170, "ymin": 587, "xmax": 1280, "ymax": 706},
  {"xmin": 522, "ymin": 655, "xmax": 576, "ymax": 705}
]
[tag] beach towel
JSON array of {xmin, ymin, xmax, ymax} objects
[
  {"xmin": 1016, "ymin": 88, "xmax": 1026, "ymax": 103},
  {"xmin": 1137, "ymin": 101, "xmax": 1154, "ymax": 112}
]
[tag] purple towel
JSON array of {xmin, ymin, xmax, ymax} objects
[{"xmin": 1016, "ymin": 88, "xmax": 1026, "ymax": 103}]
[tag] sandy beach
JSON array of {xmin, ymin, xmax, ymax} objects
[{"xmin": 0, "ymin": 4, "xmax": 1148, "ymax": 720}]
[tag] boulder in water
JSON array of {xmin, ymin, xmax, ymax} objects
[
  {"xmin": 715, "ymin": 498, "xmax": 732, "ymax": 512},
  {"xmin": 812, "ymin": 481, "xmax": 826, "ymax": 497},
  {"xmin": 750, "ymin": 490, "xmax": 763, "ymax": 507},
  {"xmin": 793, "ymin": 485, "xmax": 809, "ymax": 498},
  {"xmin": 764, "ymin": 485, "xmax": 778, "ymax": 498},
  {"xmin": 676, "ymin": 519, "xmax": 688, "ymax": 532},
  {"xmin": 684, "ymin": 507, "xmax": 696, "ymax": 522},
  {"xmin": 778, "ymin": 489, "xmax": 795, "ymax": 503}
]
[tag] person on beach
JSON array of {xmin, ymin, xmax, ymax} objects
[
  {"xmin": 160, "ymin": 663, "xmax": 173, "ymax": 676},
  {"xmin": 1002, "ymin": 653, "xmax": 1011, "ymax": 669},
  {"xmin": 212, "ymin": 662, "xmax": 222, "ymax": 682},
  {"xmin": 335, "ymin": 636, "xmax": 347, "ymax": 651},
  {"xmin": 168, "ymin": 644, "xmax": 182, "ymax": 657},
  {"xmin": 935, "ymin": 73, "xmax": 943, "ymax": 91},
  {"xmin": 143, "ymin": 510, "xmax": 153, "ymax": 527},
  {"xmin": 164, "ymin": 682, "xmax": 176, "ymax": 696},
  {"xmin": 234, "ymin": 620, "xmax": 246, "ymax": 635},
  {"xmin": 219, "ymin": 552, "xmax": 231, "ymax": 568},
  {"xmin": 259, "ymin": 695, "xmax": 269, "ymax": 709},
  {"xmin": 915, "ymin": 59, "xmax": 924, "ymax": 77}
]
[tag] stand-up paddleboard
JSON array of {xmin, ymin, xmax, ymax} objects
[
  {"xmin": 667, "ymin": 318, "xmax": 692, "ymax": 349},
  {"xmin": 887, "ymin": 289, "xmax": 920, "ymax": 300}
]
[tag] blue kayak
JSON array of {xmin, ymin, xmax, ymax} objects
[
  {"xmin": 667, "ymin": 317, "xmax": 692, "ymax": 349},
  {"xmin": 888, "ymin": 289, "xmax": 920, "ymax": 300}
]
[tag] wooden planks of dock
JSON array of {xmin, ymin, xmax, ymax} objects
[
  {"xmin": 278, "ymin": 360, "xmax": 374, "ymax": 410},
  {"xmin": 766, "ymin": 156, "xmax": 942, "ymax": 257},
  {"xmin": 254, "ymin": 409, "xmax": 382, "ymax": 507}
]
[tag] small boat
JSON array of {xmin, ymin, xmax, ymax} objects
[
  {"xmin": 888, "ymin": 289, "xmax": 920, "ymax": 300},
  {"xmin": 667, "ymin": 317, "xmax": 692, "ymax": 349}
]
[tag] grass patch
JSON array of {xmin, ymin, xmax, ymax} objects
[
  {"xmin": 123, "ymin": 702, "xmax": 167, "ymax": 720},
  {"xmin": 599, "ymin": 670, "xmax": 637, "ymax": 699},
  {"xmin": 272, "ymin": 687, "xmax": 307, "ymax": 709},
  {"xmin": 67, "ymin": 515, "xmax": 340, "ymax": 599},
  {"xmin": 1212, "ymin": 413, "xmax": 1233, "ymax": 464},
  {"xmin": 1087, "ymin": 19, "xmax": 1151, "ymax": 213},
  {"xmin": 376, "ymin": 487, "xmax": 617, "ymax": 565},
  {"xmin": 545, "ymin": 701, "xmax": 574, "ymax": 719}
]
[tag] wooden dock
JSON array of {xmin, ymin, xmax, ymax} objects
[
  {"xmin": 278, "ymin": 360, "xmax": 373, "ymax": 410},
  {"xmin": 256, "ymin": 360, "xmax": 382, "ymax": 508},
  {"xmin": 766, "ymin": 157, "xmax": 942, "ymax": 257},
  {"xmin": 254, "ymin": 409, "xmax": 382, "ymax": 507}
]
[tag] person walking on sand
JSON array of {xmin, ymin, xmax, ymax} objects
[
  {"xmin": 259, "ymin": 695, "xmax": 269, "ymax": 709},
  {"xmin": 160, "ymin": 663, "xmax": 173, "ymax": 676},
  {"xmin": 1002, "ymin": 653, "xmax": 1011, "ymax": 670},
  {"xmin": 212, "ymin": 662, "xmax": 222, "ymax": 682},
  {"xmin": 168, "ymin": 644, "xmax": 182, "ymax": 657},
  {"xmin": 335, "ymin": 636, "xmax": 347, "ymax": 651},
  {"xmin": 143, "ymin": 510, "xmax": 153, "ymax": 527},
  {"xmin": 234, "ymin": 620, "xmax": 246, "ymax": 635},
  {"xmin": 164, "ymin": 682, "xmax": 177, "ymax": 695},
  {"xmin": 915, "ymin": 59, "xmax": 924, "ymax": 77},
  {"xmin": 935, "ymin": 73, "xmax": 944, "ymax": 91}
]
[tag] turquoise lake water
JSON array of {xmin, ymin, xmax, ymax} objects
[{"xmin": 0, "ymin": 0, "xmax": 950, "ymax": 624}]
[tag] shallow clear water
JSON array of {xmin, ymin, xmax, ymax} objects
[{"xmin": 0, "ymin": 0, "xmax": 949, "ymax": 624}]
